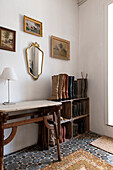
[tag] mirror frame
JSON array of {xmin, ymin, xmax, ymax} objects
[{"xmin": 26, "ymin": 42, "xmax": 44, "ymax": 80}]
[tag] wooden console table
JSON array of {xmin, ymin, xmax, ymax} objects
[{"xmin": 0, "ymin": 100, "xmax": 62, "ymax": 170}]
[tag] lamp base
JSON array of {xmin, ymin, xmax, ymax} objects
[{"xmin": 3, "ymin": 102, "xmax": 16, "ymax": 105}]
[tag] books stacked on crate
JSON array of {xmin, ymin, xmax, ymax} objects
[
  {"xmin": 50, "ymin": 72, "xmax": 88, "ymax": 101},
  {"xmin": 73, "ymin": 73, "xmax": 88, "ymax": 99},
  {"xmin": 68, "ymin": 73, "xmax": 88, "ymax": 99}
]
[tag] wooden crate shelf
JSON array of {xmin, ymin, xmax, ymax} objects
[
  {"xmin": 49, "ymin": 97, "xmax": 89, "ymax": 146},
  {"xmin": 60, "ymin": 97, "xmax": 89, "ymax": 140}
]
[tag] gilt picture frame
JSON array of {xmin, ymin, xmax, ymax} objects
[
  {"xmin": 51, "ymin": 36, "xmax": 70, "ymax": 60},
  {"xmin": 24, "ymin": 15, "xmax": 43, "ymax": 37},
  {"xmin": 0, "ymin": 27, "xmax": 16, "ymax": 52}
]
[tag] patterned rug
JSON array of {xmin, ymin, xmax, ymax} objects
[
  {"xmin": 90, "ymin": 136, "xmax": 113, "ymax": 154},
  {"xmin": 42, "ymin": 149, "xmax": 113, "ymax": 170}
]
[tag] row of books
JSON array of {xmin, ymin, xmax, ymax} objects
[
  {"xmin": 61, "ymin": 126, "xmax": 66, "ymax": 143},
  {"xmin": 73, "ymin": 120, "xmax": 86, "ymax": 137},
  {"xmin": 49, "ymin": 121, "xmax": 86, "ymax": 145},
  {"xmin": 68, "ymin": 76, "xmax": 88, "ymax": 99},
  {"xmin": 72, "ymin": 101, "xmax": 87, "ymax": 117},
  {"xmin": 49, "ymin": 125, "xmax": 66, "ymax": 146},
  {"xmin": 74, "ymin": 78, "xmax": 88, "ymax": 98}
]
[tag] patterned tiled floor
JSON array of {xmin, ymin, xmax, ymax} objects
[{"xmin": 3, "ymin": 132, "xmax": 113, "ymax": 170}]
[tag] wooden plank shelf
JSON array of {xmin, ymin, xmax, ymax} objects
[
  {"xmin": 61, "ymin": 118, "xmax": 71, "ymax": 124},
  {"xmin": 60, "ymin": 97, "xmax": 89, "ymax": 103},
  {"xmin": 72, "ymin": 114, "xmax": 89, "ymax": 121}
]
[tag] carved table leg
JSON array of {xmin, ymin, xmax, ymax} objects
[
  {"xmin": 43, "ymin": 122, "xmax": 49, "ymax": 150},
  {"xmin": 0, "ymin": 112, "xmax": 4, "ymax": 170},
  {"xmin": 53, "ymin": 112, "xmax": 61, "ymax": 161},
  {"xmin": 57, "ymin": 110, "xmax": 62, "ymax": 143}
]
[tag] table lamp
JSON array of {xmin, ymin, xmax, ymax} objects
[{"xmin": 0, "ymin": 67, "xmax": 17, "ymax": 105}]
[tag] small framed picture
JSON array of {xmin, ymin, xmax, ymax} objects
[
  {"xmin": 51, "ymin": 36, "xmax": 70, "ymax": 60},
  {"xmin": 24, "ymin": 15, "xmax": 43, "ymax": 37},
  {"xmin": 0, "ymin": 27, "xmax": 16, "ymax": 52}
]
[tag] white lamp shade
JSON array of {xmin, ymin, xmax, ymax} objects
[{"xmin": 0, "ymin": 67, "xmax": 17, "ymax": 81}]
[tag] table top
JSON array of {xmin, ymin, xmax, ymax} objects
[{"xmin": 0, "ymin": 100, "xmax": 62, "ymax": 112}]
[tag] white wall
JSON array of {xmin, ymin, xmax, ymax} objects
[
  {"xmin": 0, "ymin": 0, "xmax": 78, "ymax": 155},
  {"xmin": 108, "ymin": 2, "xmax": 113, "ymax": 126},
  {"xmin": 79, "ymin": 0, "xmax": 113, "ymax": 137}
]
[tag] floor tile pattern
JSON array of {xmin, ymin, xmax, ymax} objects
[{"xmin": 3, "ymin": 132, "xmax": 113, "ymax": 170}]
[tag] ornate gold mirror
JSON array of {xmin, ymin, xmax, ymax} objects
[{"xmin": 26, "ymin": 42, "xmax": 44, "ymax": 80}]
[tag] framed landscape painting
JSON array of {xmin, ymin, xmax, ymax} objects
[
  {"xmin": 0, "ymin": 27, "xmax": 16, "ymax": 52},
  {"xmin": 51, "ymin": 36, "xmax": 70, "ymax": 60},
  {"xmin": 24, "ymin": 15, "xmax": 42, "ymax": 37}
]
